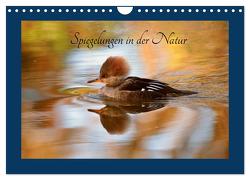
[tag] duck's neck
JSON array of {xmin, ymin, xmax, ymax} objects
[{"xmin": 105, "ymin": 76, "xmax": 126, "ymax": 87}]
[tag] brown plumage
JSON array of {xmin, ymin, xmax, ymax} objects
[{"xmin": 99, "ymin": 56, "xmax": 130, "ymax": 79}]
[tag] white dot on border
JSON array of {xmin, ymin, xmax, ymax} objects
[
  {"xmin": 152, "ymin": 9, "xmax": 156, "ymax": 12},
  {"xmin": 94, "ymin": 9, "xmax": 98, "ymax": 12},
  {"xmin": 37, "ymin": 9, "xmax": 40, "ymax": 12},
  {"xmin": 102, "ymin": 9, "xmax": 105, "ymax": 12},
  {"xmin": 203, "ymin": 9, "xmax": 206, "ymax": 12},
  {"xmin": 44, "ymin": 9, "xmax": 47, "ymax": 12},
  {"xmin": 87, "ymin": 9, "xmax": 91, "ymax": 12},
  {"xmin": 22, "ymin": 9, "xmax": 26, "ymax": 13},
  {"xmin": 109, "ymin": 9, "xmax": 112, "ymax": 12},
  {"xmin": 8, "ymin": 9, "xmax": 11, "ymax": 12},
  {"xmin": 188, "ymin": 9, "xmax": 192, "ymax": 12},
  {"xmin": 66, "ymin": 9, "xmax": 69, "ymax": 13},
  {"xmin": 145, "ymin": 9, "xmax": 148, "ymax": 12},
  {"xmin": 15, "ymin": 9, "xmax": 18, "ymax": 12},
  {"xmin": 181, "ymin": 9, "xmax": 184, "ymax": 13},
  {"xmin": 210, "ymin": 9, "xmax": 213, "ymax": 12},
  {"xmin": 73, "ymin": 9, "xmax": 76, "ymax": 13},
  {"xmin": 232, "ymin": 9, "xmax": 235, "ymax": 13},
  {"xmin": 80, "ymin": 9, "xmax": 84, "ymax": 12},
  {"xmin": 58, "ymin": 9, "xmax": 62, "ymax": 13},
  {"xmin": 138, "ymin": 9, "xmax": 141, "ymax": 12},
  {"xmin": 159, "ymin": 9, "xmax": 163, "ymax": 12},
  {"xmin": 51, "ymin": 9, "xmax": 55, "ymax": 13},
  {"xmin": 29, "ymin": 9, "xmax": 33, "ymax": 12},
  {"xmin": 239, "ymin": 9, "xmax": 242, "ymax": 12},
  {"xmin": 167, "ymin": 9, "xmax": 170, "ymax": 12},
  {"xmin": 224, "ymin": 9, "xmax": 228, "ymax": 12},
  {"xmin": 195, "ymin": 9, "xmax": 199, "ymax": 12},
  {"xmin": 217, "ymin": 9, "xmax": 221, "ymax": 12},
  {"xmin": 174, "ymin": 9, "xmax": 177, "ymax": 12}
]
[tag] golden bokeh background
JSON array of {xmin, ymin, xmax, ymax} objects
[{"xmin": 22, "ymin": 21, "xmax": 228, "ymax": 159}]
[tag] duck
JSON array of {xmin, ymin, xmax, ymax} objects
[{"xmin": 88, "ymin": 56, "xmax": 196, "ymax": 102}]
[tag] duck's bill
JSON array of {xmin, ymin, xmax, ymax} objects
[
  {"xmin": 88, "ymin": 109, "xmax": 102, "ymax": 114},
  {"xmin": 87, "ymin": 78, "xmax": 101, "ymax": 83}
]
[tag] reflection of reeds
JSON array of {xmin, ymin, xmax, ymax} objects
[
  {"xmin": 22, "ymin": 99, "xmax": 228, "ymax": 158},
  {"xmin": 109, "ymin": 104, "xmax": 228, "ymax": 159}
]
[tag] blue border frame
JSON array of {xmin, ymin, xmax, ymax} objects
[{"xmin": 6, "ymin": 6, "xmax": 244, "ymax": 174}]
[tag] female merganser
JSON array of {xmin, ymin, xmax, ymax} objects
[{"xmin": 88, "ymin": 56, "xmax": 196, "ymax": 101}]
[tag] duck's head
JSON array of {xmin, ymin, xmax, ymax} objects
[{"xmin": 88, "ymin": 56, "xmax": 130, "ymax": 87}]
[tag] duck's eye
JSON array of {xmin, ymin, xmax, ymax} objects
[{"xmin": 101, "ymin": 74, "xmax": 107, "ymax": 78}]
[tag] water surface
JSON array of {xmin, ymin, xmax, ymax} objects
[{"xmin": 22, "ymin": 21, "xmax": 228, "ymax": 159}]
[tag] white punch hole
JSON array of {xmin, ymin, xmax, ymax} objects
[{"xmin": 117, "ymin": 7, "xmax": 133, "ymax": 15}]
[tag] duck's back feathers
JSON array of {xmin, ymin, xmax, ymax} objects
[
  {"xmin": 101, "ymin": 76, "xmax": 197, "ymax": 101},
  {"xmin": 119, "ymin": 76, "xmax": 184, "ymax": 96}
]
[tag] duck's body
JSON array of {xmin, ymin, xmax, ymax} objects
[
  {"xmin": 100, "ymin": 76, "xmax": 195, "ymax": 101},
  {"xmin": 88, "ymin": 56, "xmax": 196, "ymax": 101}
]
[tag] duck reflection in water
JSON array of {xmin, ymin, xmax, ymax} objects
[{"xmin": 88, "ymin": 102, "xmax": 166, "ymax": 134}]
